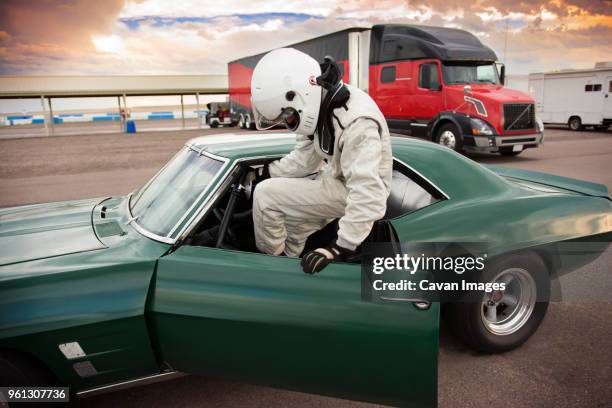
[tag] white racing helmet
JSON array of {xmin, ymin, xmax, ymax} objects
[{"xmin": 251, "ymin": 48, "xmax": 322, "ymax": 135}]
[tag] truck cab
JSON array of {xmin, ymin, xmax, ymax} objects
[{"xmin": 368, "ymin": 24, "xmax": 544, "ymax": 156}]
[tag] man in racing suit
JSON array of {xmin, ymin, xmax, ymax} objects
[{"xmin": 250, "ymin": 48, "xmax": 392, "ymax": 274}]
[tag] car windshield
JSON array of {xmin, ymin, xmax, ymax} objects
[
  {"xmin": 442, "ymin": 62, "xmax": 500, "ymax": 85},
  {"xmin": 130, "ymin": 146, "xmax": 224, "ymax": 237}
]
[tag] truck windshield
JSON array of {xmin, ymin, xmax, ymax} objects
[
  {"xmin": 442, "ymin": 63, "xmax": 500, "ymax": 85},
  {"xmin": 129, "ymin": 147, "xmax": 224, "ymax": 237}
]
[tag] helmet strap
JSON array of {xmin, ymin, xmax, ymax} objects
[{"xmin": 315, "ymin": 56, "xmax": 350, "ymax": 155}]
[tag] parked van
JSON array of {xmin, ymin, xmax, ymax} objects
[{"xmin": 528, "ymin": 62, "xmax": 612, "ymax": 131}]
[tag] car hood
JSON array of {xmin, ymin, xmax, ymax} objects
[
  {"xmin": 446, "ymin": 84, "xmax": 533, "ymax": 103},
  {"xmin": 0, "ymin": 198, "xmax": 107, "ymax": 266}
]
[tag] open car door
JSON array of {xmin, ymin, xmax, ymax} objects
[{"xmin": 148, "ymin": 244, "xmax": 438, "ymax": 407}]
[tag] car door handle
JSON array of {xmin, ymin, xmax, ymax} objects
[{"xmin": 379, "ymin": 296, "xmax": 431, "ymax": 310}]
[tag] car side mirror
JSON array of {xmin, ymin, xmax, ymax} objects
[{"xmin": 496, "ymin": 62, "xmax": 506, "ymax": 85}]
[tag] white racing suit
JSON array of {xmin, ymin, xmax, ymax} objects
[{"xmin": 253, "ymin": 84, "xmax": 393, "ymax": 257}]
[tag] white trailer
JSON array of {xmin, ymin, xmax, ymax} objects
[{"xmin": 528, "ymin": 62, "xmax": 612, "ymax": 130}]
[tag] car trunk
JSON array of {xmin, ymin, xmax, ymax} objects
[{"xmin": 487, "ymin": 165, "xmax": 610, "ymax": 199}]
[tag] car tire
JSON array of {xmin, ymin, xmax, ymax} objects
[
  {"xmin": 435, "ymin": 123, "xmax": 463, "ymax": 153},
  {"xmin": 210, "ymin": 120, "xmax": 219, "ymax": 129},
  {"xmin": 568, "ymin": 116, "xmax": 583, "ymax": 131},
  {"xmin": 447, "ymin": 252, "xmax": 550, "ymax": 353},
  {"xmin": 238, "ymin": 114, "xmax": 245, "ymax": 129},
  {"xmin": 499, "ymin": 147, "xmax": 522, "ymax": 157}
]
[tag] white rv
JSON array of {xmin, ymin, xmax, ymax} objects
[{"xmin": 528, "ymin": 62, "xmax": 612, "ymax": 130}]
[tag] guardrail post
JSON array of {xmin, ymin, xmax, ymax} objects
[
  {"xmin": 40, "ymin": 95, "xmax": 49, "ymax": 136},
  {"xmin": 196, "ymin": 92, "xmax": 201, "ymax": 129},
  {"xmin": 48, "ymin": 97, "xmax": 55, "ymax": 135},
  {"xmin": 181, "ymin": 94, "xmax": 185, "ymax": 129},
  {"xmin": 117, "ymin": 96, "xmax": 123, "ymax": 132}
]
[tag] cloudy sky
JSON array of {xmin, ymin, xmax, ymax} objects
[{"xmin": 0, "ymin": 0, "xmax": 610, "ymax": 76}]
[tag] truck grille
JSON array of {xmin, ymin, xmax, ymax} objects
[{"xmin": 503, "ymin": 103, "xmax": 535, "ymax": 131}]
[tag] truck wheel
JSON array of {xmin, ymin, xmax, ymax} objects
[
  {"xmin": 499, "ymin": 147, "xmax": 522, "ymax": 157},
  {"xmin": 238, "ymin": 114, "xmax": 245, "ymax": 129},
  {"xmin": 568, "ymin": 116, "xmax": 583, "ymax": 131},
  {"xmin": 447, "ymin": 252, "xmax": 550, "ymax": 353},
  {"xmin": 435, "ymin": 123, "xmax": 463, "ymax": 152},
  {"xmin": 245, "ymin": 114, "xmax": 255, "ymax": 130}
]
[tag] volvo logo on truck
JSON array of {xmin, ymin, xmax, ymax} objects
[{"xmin": 228, "ymin": 24, "xmax": 544, "ymax": 156}]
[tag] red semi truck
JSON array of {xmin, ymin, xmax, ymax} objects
[{"xmin": 228, "ymin": 24, "xmax": 544, "ymax": 156}]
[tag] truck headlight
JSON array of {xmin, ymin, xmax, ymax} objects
[
  {"xmin": 470, "ymin": 118, "xmax": 495, "ymax": 135},
  {"xmin": 535, "ymin": 116, "xmax": 544, "ymax": 133}
]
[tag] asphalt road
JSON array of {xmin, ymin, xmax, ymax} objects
[{"xmin": 0, "ymin": 126, "xmax": 611, "ymax": 407}]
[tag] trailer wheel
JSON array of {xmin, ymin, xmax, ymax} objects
[
  {"xmin": 568, "ymin": 116, "xmax": 583, "ymax": 131},
  {"xmin": 435, "ymin": 123, "xmax": 463, "ymax": 153},
  {"xmin": 238, "ymin": 114, "xmax": 245, "ymax": 129},
  {"xmin": 245, "ymin": 114, "xmax": 256, "ymax": 130}
]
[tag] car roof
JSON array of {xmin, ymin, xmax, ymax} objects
[
  {"xmin": 186, "ymin": 132, "xmax": 507, "ymax": 199},
  {"xmin": 187, "ymin": 132, "xmax": 296, "ymax": 160}
]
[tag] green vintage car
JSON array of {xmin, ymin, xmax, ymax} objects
[{"xmin": 1, "ymin": 133, "xmax": 610, "ymax": 407}]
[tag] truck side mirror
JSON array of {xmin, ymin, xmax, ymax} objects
[{"xmin": 497, "ymin": 62, "xmax": 506, "ymax": 85}]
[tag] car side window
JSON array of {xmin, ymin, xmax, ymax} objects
[
  {"xmin": 381, "ymin": 66, "xmax": 396, "ymax": 83},
  {"xmin": 419, "ymin": 63, "xmax": 440, "ymax": 90},
  {"xmin": 593, "ymin": 84, "xmax": 602, "ymax": 92},
  {"xmin": 385, "ymin": 162, "xmax": 444, "ymax": 219}
]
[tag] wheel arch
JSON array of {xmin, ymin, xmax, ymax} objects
[
  {"xmin": 568, "ymin": 115, "xmax": 583, "ymax": 130},
  {"xmin": 0, "ymin": 346, "xmax": 60, "ymax": 384},
  {"xmin": 429, "ymin": 112, "xmax": 471, "ymax": 142}
]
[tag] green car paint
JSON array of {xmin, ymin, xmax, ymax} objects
[
  {"xmin": 0, "ymin": 133, "xmax": 610, "ymax": 407},
  {"xmin": 0, "ymin": 195, "xmax": 170, "ymax": 390},
  {"xmin": 151, "ymin": 247, "xmax": 439, "ymax": 407}
]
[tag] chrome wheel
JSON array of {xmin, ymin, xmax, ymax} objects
[
  {"xmin": 238, "ymin": 114, "xmax": 244, "ymax": 129},
  {"xmin": 245, "ymin": 114, "xmax": 251, "ymax": 129},
  {"xmin": 481, "ymin": 267, "xmax": 537, "ymax": 336},
  {"xmin": 439, "ymin": 130, "xmax": 456, "ymax": 149}
]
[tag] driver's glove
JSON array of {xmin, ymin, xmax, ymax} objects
[{"xmin": 301, "ymin": 242, "xmax": 354, "ymax": 274}]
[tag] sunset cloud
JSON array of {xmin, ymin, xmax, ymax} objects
[{"xmin": 0, "ymin": 0, "xmax": 610, "ymax": 75}]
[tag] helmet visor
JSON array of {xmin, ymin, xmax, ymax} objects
[{"xmin": 252, "ymin": 102, "xmax": 300, "ymax": 131}]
